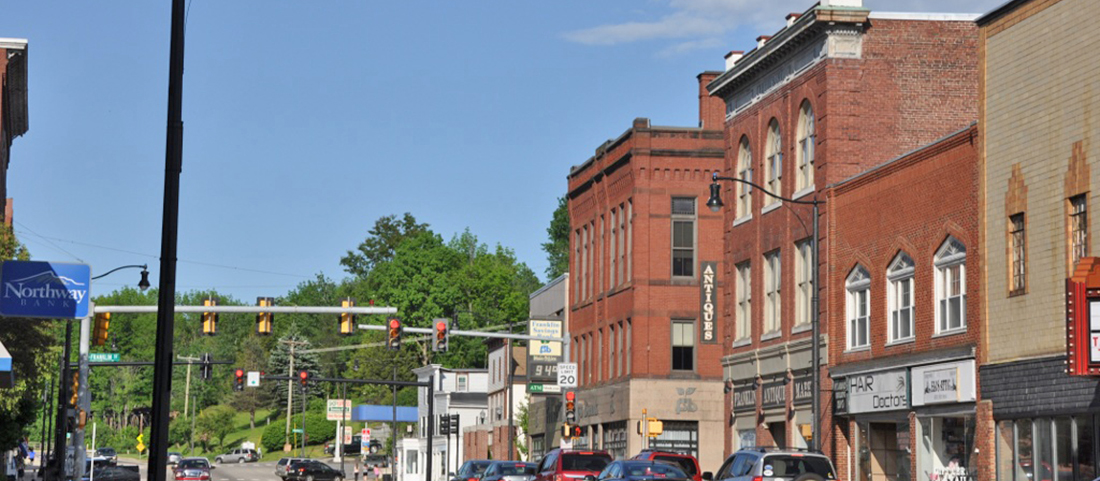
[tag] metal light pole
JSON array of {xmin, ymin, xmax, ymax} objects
[
  {"xmin": 149, "ymin": 0, "xmax": 187, "ymax": 480},
  {"xmin": 706, "ymin": 172, "xmax": 823, "ymax": 451}
]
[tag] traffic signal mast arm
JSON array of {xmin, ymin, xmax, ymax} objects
[
  {"xmin": 93, "ymin": 305, "xmax": 398, "ymax": 315},
  {"xmin": 357, "ymin": 323, "xmax": 565, "ymax": 343}
]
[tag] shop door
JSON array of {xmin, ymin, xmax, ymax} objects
[
  {"xmin": 769, "ymin": 423, "xmax": 787, "ymax": 450},
  {"xmin": 860, "ymin": 422, "xmax": 911, "ymax": 481}
]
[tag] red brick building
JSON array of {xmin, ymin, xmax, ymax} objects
[
  {"xmin": 564, "ymin": 72, "xmax": 727, "ymax": 467},
  {"xmin": 0, "ymin": 38, "xmax": 28, "ymax": 223},
  {"xmin": 705, "ymin": 0, "xmax": 979, "ymax": 465},
  {"xmin": 826, "ymin": 125, "xmax": 982, "ymax": 481}
]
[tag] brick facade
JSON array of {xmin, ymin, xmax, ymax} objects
[
  {"xmin": 709, "ymin": 3, "xmax": 979, "ymax": 464},
  {"xmin": 564, "ymin": 72, "xmax": 727, "ymax": 467},
  {"xmin": 0, "ymin": 39, "xmax": 28, "ymax": 224}
]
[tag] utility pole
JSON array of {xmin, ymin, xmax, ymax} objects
[
  {"xmin": 507, "ymin": 320, "xmax": 515, "ymax": 461},
  {"xmin": 178, "ymin": 355, "xmax": 200, "ymax": 422},
  {"xmin": 189, "ymin": 395, "xmax": 196, "ymax": 455},
  {"xmin": 281, "ymin": 339, "xmax": 307, "ymax": 451}
]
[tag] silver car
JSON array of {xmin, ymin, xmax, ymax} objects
[
  {"xmin": 214, "ymin": 448, "xmax": 258, "ymax": 464},
  {"xmin": 712, "ymin": 448, "xmax": 836, "ymax": 481},
  {"xmin": 168, "ymin": 453, "xmax": 183, "ymax": 465},
  {"xmin": 480, "ymin": 462, "xmax": 537, "ymax": 481}
]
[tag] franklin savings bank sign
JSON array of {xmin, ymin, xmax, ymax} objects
[{"xmin": 0, "ymin": 261, "xmax": 91, "ymax": 319}]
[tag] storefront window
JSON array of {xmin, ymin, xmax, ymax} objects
[
  {"xmin": 650, "ymin": 421, "xmax": 699, "ymax": 459},
  {"xmin": 739, "ymin": 429, "xmax": 756, "ymax": 451},
  {"xmin": 997, "ymin": 421, "xmax": 1016, "ymax": 481},
  {"xmin": 1017, "ymin": 420, "xmax": 1034, "ymax": 481},
  {"xmin": 919, "ymin": 416, "xmax": 975, "ymax": 481},
  {"xmin": 1080, "ymin": 416, "xmax": 1095, "ymax": 481},
  {"xmin": 602, "ymin": 422, "xmax": 627, "ymax": 460},
  {"xmin": 1037, "ymin": 419, "xmax": 1053, "ymax": 481},
  {"xmin": 1055, "ymin": 417, "xmax": 1072, "ymax": 481}
]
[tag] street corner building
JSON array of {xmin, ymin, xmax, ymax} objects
[
  {"xmin": 704, "ymin": 0, "xmax": 980, "ymax": 471},
  {"xmin": 564, "ymin": 68, "xmax": 728, "ymax": 467},
  {"xmin": 978, "ymin": 1, "xmax": 1100, "ymax": 481},
  {"xmin": 0, "ymin": 37, "xmax": 27, "ymax": 222}
]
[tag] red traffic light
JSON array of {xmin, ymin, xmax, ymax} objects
[
  {"xmin": 389, "ymin": 319, "xmax": 401, "ymax": 329},
  {"xmin": 298, "ymin": 371, "xmax": 308, "ymax": 380},
  {"xmin": 436, "ymin": 321, "xmax": 446, "ymax": 331},
  {"xmin": 565, "ymin": 391, "xmax": 575, "ymax": 402},
  {"xmin": 235, "ymin": 369, "xmax": 244, "ymax": 378}
]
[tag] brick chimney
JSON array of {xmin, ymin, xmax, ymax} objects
[
  {"xmin": 786, "ymin": 13, "xmax": 801, "ymax": 27},
  {"xmin": 820, "ymin": 0, "xmax": 862, "ymax": 7},
  {"xmin": 756, "ymin": 35, "xmax": 771, "ymax": 48},
  {"xmin": 724, "ymin": 50, "xmax": 744, "ymax": 71},
  {"xmin": 697, "ymin": 71, "xmax": 725, "ymax": 129}
]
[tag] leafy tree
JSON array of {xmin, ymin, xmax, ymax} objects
[
  {"xmin": 541, "ymin": 196, "xmax": 570, "ymax": 280},
  {"xmin": 195, "ymin": 405, "xmax": 235, "ymax": 451},
  {"xmin": 230, "ymin": 335, "xmax": 271, "ymax": 430},
  {"xmin": 340, "ymin": 213, "xmax": 429, "ymax": 278},
  {"xmin": 265, "ymin": 326, "xmax": 321, "ymax": 419}
]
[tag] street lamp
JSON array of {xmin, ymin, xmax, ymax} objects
[
  {"xmin": 91, "ymin": 264, "xmax": 151, "ymax": 291},
  {"xmin": 706, "ymin": 171, "xmax": 823, "ymax": 452}
]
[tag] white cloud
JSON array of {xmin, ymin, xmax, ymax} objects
[{"xmin": 563, "ymin": 0, "xmax": 1007, "ymax": 54}]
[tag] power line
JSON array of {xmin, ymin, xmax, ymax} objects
[{"xmin": 13, "ymin": 221, "xmax": 85, "ymax": 262}]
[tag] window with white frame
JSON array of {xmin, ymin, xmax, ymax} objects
[
  {"xmin": 887, "ymin": 252, "xmax": 915, "ymax": 343},
  {"xmin": 764, "ymin": 250, "xmax": 781, "ymax": 335},
  {"xmin": 796, "ymin": 101, "xmax": 815, "ymax": 192},
  {"xmin": 736, "ymin": 262, "xmax": 752, "ymax": 341},
  {"xmin": 765, "ymin": 119, "xmax": 783, "ymax": 204},
  {"xmin": 847, "ymin": 266, "xmax": 871, "ymax": 349},
  {"xmin": 795, "ymin": 239, "xmax": 813, "ymax": 328},
  {"xmin": 671, "ymin": 320, "xmax": 695, "ymax": 371},
  {"xmin": 935, "ymin": 237, "xmax": 967, "ymax": 333},
  {"xmin": 737, "ymin": 137, "xmax": 753, "ymax": 218},
  {"xmin": 1010, "ymin": 213, "xmax": 1026, "ymax": 295},
  {"xmin": 1070, "ymin": 194, "xmax": 1089, "ymax": 269},
  {"xmin": 611, "ymin": 208, "xmax": 618, "ymax": 288}
]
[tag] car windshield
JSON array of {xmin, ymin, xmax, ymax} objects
[
  {"xmin": 97, "ymin": 449, "xmax": 116, "ymax": 455},
  {"xmin": 496, "ymin": 463, "xmax": 536, "ymax": 475},
  {"xmin": 463, "ymin": 462, "xmax": 492, "ymax": 475},
  {"xmin": 178, "ymin": 460, "xmax": 209, "ymax": 469},
  {"xmin": 653, "ymin": 457, "xmax": 696, "ymax": 476},
  {"xmin": 562, "ymin": 454, "xmax": 612, "ymax": 472},
  {"xmin": 622, "ymin": 463, "xmax": 687, "ymax": 478},
  {"xmin": 760, "ymin": 456, "xmax": 835, "ymax": 479}
]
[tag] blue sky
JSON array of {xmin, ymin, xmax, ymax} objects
[{"xmin": 0, "ymin": 0, "xmax": 1003, "ymax": 302}]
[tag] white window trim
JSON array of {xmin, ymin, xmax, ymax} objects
[
  {"xmin": 792, "ymin": 186, "xmax": 815, "ymax": 201},
  {"xmin": 737, "ymin": 139, "xmax": 753, "ymax": 218},
  {"xmin": 886, "ymin": 254, "xmax": 915, "ymax": 344},
  {"xmin": 761, "ymin": 202, "xmax": 782, "ymax": 215},
  {"xmin": 795, "ymin": 240, "xmax": 813, "ymax": 328},
  {"xmin": 733, "ymin": 214, "xmax": 753, "ymax": 227},
  {"xmin": 736, "ymin": 262, "xmax": 752, "ymax": 342},
  {"xmin": 796, "ymin": 102, "xmax": 815, "ymax": 192},
  {"xmin": 934, "ymin": 238, "xmax": 967, "ymax": 334},
  {"xmin": 846, "ymin": 268, "xmax": 871, "ymax": 351},
  {"xmin": 765, "ymin": 120, "xmax": 783, "ymax": 206},
  {"xmin": 764, "ymin": 251, "xmax": 782, "ymax": 335}
]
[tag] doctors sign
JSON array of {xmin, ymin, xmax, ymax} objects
[{"xmin": 846, "ymin": 369, "xmax": 908, "ymax": 414}]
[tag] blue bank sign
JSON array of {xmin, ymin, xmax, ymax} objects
[{"xmin": 0, "ymin": 261, "xmax": 91, "ymax": 319}]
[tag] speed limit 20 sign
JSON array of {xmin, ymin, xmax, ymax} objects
[{"xmin": 557, "ymin": 363, "xmax": 578, "ymax": 387}]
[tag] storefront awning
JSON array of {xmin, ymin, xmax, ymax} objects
[{"xmin": 0, "ymin": 340, "xmax": 13, "ymax": 388}]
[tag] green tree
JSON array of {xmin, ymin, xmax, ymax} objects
[
  {"xmin": 541, "ymin": 197, "xmax": 570, "ymax": 280},
  {"xmin": 265, "ymin": 326, "xmax": 321, "ymax": 415},
  {"xmin": 195, "ymin": 405, "xmax": 235, "ymax": 451},
  {"xmin": 340, "ymin": 213, "xmax": 429, "ymax": 278},
  {"xmin": 230, "ymin": 335, "xmax": 271, "ymax": 430}
]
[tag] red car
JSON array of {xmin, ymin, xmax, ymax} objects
[
  {"xmin": 534, "ymin": 449, "xmax": 613, "ymax": 481},
  {"xmin": 173, "ymin": 458, "xmax": 213, "ymax": 481},
  {"xmin": 630, "ymin": 451, "xmax": 702, "ymax": 481}
]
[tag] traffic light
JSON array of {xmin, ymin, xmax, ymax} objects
[
  {"xmin": 92, "ymin": 312, "xmax": 111, "ymax": 347},
  {"xmin": 202, "ymin": 297, "xmax": 218, "ymax": 336},
  {"xmin": 339, "ymin": 298, "xmax": 356, "ymax": 336},
  {"xmin": 298, "ymin": 370, "xmax": 310, "ymax": 391},
  {"xmin": 234, "ymin": 369, "xmax": 245, "ymax": 392},
  {"xmin": 69, "ymin": 372, "xmax": 79, "ymax": 407},
  {"xmin": 200, "ymin": 353, "xmax": 212, "ymax": 380},
  {"xmin": 433, "ymin": 318, "xmax": 450, "ymax": 352},
  {"xmin": 256, "ymin": 297, "xmax": 274, "ymax": 336},
  {"xmin": 564, "ymin": 391, "xmax": 576, "ymax": 423},
  {"xmin": 440, "ymin": 414, "xmax": 450, "ymax": 435},
  {"xmin": 387, "ymin": 317, "xmax": 403, "ymax": 351}
]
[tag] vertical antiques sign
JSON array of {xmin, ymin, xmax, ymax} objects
[
  {"xmin": 1066, "ymin": 257, "xmax": 1100, "ymax": 375},
  {"xmin": 700, "ymin": 261, "xmax": 718, "ymax": 344}
]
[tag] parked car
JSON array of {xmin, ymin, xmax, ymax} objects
[
  {"xmin": 452, "ymin": 460, "xmax": 494, "ymax": 481},
  {"xmin": 712, "ymin": 448, "xmax": 836, "ymax": 481},
  {"xmin": 285, "ymin": 460, "xmax": 345, "ymax": 481},
  {"xmin": 173, "ymin": 458, "xmax": 214, "ymax": 481},
  {"xmin": 533, "ymin": 449, "xmax": 613, "ymax": 481},
  {"xmin": 277, "ymin": 458, "xmax": 311, "ymax": 480},
  {"xmin": 631, "ymin": 450, "xmax": 702, "ymax": 481},
  {"xmin": 215, "ymin": 448, "xmax": 259, "ymax": 464},
  {"xmin": 590, "ymin": 461, "xmax": 692, "ymax": 481},
  {"xmin": 168, "ymin": 453, "xmax": 183, "ymax": 465},
  {"xmin": 95, "ymin": 448, "xmax": 118, "ymax": 466},
  {"xmin": 480, "ymin": 462, "xmax": 538, "ymax": 481}
]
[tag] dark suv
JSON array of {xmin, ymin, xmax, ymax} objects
[
  {"xmin": 534, "ymin": 449, "xmax": 613, "ymax": 481},
  {"xmin": 712, "ymin": 448, "xmax": 836, "ymax": 481},
  {"xmin": 630, "ymin": 451, "xmax": 702, "ymax": 481}
]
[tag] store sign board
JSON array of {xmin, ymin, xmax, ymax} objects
[
  {"xmin": 847, "ymin": 369, "xmax": 908, "ymax": 414},
  {"xmin": 733, "ymin": 384, "xmax": 756, "ymax": 413},
  {"xmin": 793, "ymin": 375, "xmax": 813, "ymax": 406},
  {"xmin": 699, "ymin": 262, "xmax": 718, "ymax": 344},
  {"xmin": 833, "ymin": 382, "xmax": 848, "ymax": 416},
  {"xmin": 1065, "ymin": 261, "xmax": 1100, "ymax": 376},
  {"xmin": 911, "ymin": 359, "xmax": 976, "ymax": 406},
  {"xmin": 529, "ymin": 319, "xmax": 563, "ymax": 361},
  {"xmin": 0, "ymin": 261, "xmax": 91, "ymax": 319},
  {"xmin": 760, "ymin": 380, "xmax": 786, "ymax": 409}
]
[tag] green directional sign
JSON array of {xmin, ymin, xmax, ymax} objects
[
  {"xmin": 89, "ymin": 353, "xmax": 120, "ymax": 362},
  {"xmin": 292, "ymin": 428, "xmax": 304, "ymax": 434}
]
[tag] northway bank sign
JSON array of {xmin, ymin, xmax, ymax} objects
[{"xmin": 0, "ymin": 261, "xmax": 91, "ymax": 319}]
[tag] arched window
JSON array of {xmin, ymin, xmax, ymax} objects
[
  {"xmin": 765, "ymin": 119, "xmax": 783, "ymax": 204},
  {"xmin": 846, "ymin": 265, "xmax": 870, "ymax": 350},
  {"xmin": 796, "ymin": 101, "xmax": 815, "ymax": 192},
  {"xmin": 887, "ymin": 252, "xmax": 914, "ymax": 343},
  {"xmin": 935, "ymin": 237, "xmax": 967, "ymax": 333},
  {"xmin": 737, "ymin": 136, "xmax": 753, "ymax": 219}
]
